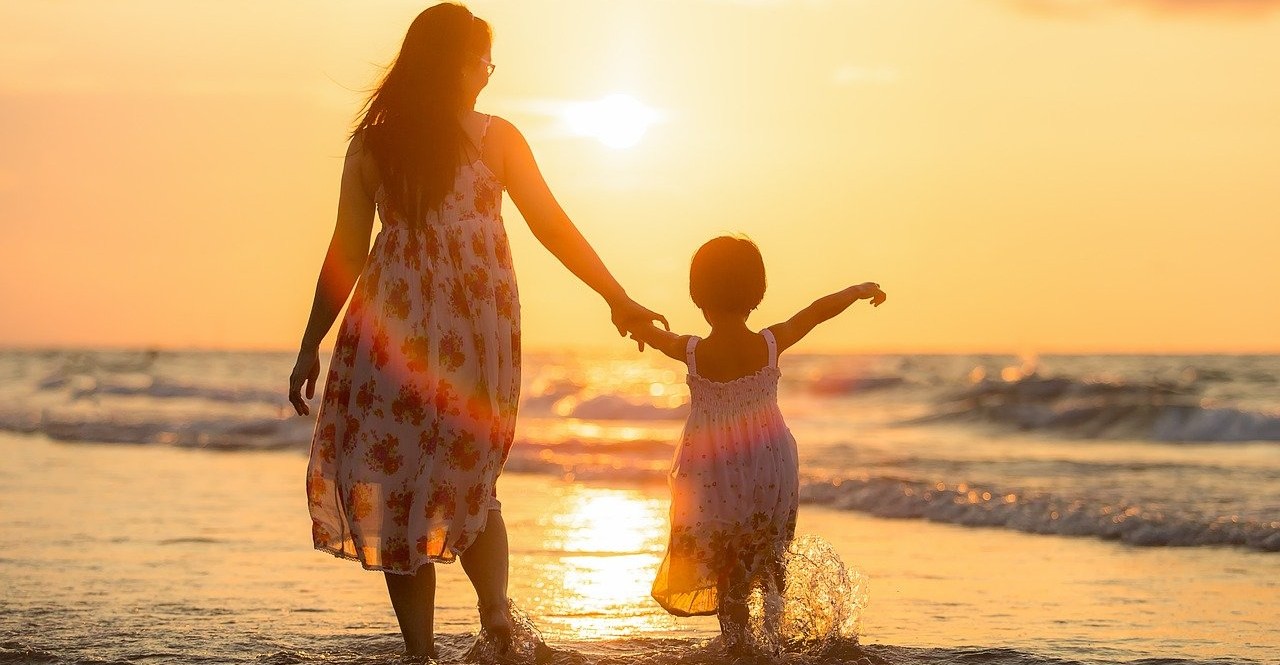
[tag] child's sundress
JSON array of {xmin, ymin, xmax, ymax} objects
[{"xmin": 651, "ymin": 329, "xmax": 800, "ymax": 616}]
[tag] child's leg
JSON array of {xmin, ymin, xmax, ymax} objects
[
  {"xmin": 716, "ymin": 565, "xmax": 750, "ymax": 647},
  {"xmin": 763, "ymin": 555, "xmax": 787, "ymax": 638},
  {"xmin": 384, "ymin": 564, "xmax": 437, "ymax": 657},
  {"xmin": 460, "ymin": 508, "xmax": 513, "ymax": 651}
]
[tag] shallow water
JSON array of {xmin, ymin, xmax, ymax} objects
[{"xmin": 2, "ymin": 432, "xmax": 1276, "ymax": 664}]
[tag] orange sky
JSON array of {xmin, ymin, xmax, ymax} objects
[{"xmin": 1, "ymin": 1, "xmax": 1278, "ymax": 353}]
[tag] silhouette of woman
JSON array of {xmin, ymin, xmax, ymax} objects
[{"xmin": 287, "ymin": 3, "xmax": 665, "ymax": 657}]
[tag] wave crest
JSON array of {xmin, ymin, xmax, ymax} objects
[
  {"xmin": 801, "ymin": 476, "xmax": 1280, "ymax": 552},
  {"xmin": 916, "ymin": 375, "xmax": 1280, "ymax": 442}
]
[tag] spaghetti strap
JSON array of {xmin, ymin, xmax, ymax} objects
[
  {"xmin": 762, "ymin": 329, "xmax": 778, "ymax": 369},
  {"xmin": 685, "ymin": 336, "xmax": 700, "ymax": 376},
  {"xmin": 477, "ymin": 113, "xmax": 493, "ymax": 151}
]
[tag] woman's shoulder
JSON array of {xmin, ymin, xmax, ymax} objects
[
  {"xmin": 344, "ymin": 130, "xmax": 382, "ymax": 198},
  {"xmin": 481, "ymin": 114, "xmax": 529, "ymax": 150},
  {"xmin": 345, "ymin": 128, "xmax": 377, "ymax": 160},
  {"xmin": 483, "ymin": 113, "xmax": 516, "ymax": 132}
]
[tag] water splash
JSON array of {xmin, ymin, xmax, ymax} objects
[
  {"xmin": 725, "ymin": 534, "xmax": 870, "ymax": 661},
  {"xmin": 779, "ymin": 535, "xmax": 868, "ymax": 647},
  {"xmin": 459, "ymin": 601, "xmax": 552, "ymax": 664}
]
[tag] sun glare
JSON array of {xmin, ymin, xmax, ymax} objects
[
  {"xmin": 561, "ymin": 94, "xmax": 661, "ymax": 149},
  {"xmin": 532, "ymin": 487, "xmax": 672, "ymax": 638}
]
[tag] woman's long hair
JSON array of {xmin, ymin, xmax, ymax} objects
[{"xmin": 354, "ymin": 3, "xmax": 492, "ymax": 222}]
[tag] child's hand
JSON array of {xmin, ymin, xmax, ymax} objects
[
  {"xmin": 852, "ymin": 282, "xmax": 886, "ymax": 307},
  {"xmin": 772, "ymin": 281, "xmax": 886, "ymax": 353},
  {"xmin": 610, "ymin": 297, "xmax": 669, "ymax": 351}
]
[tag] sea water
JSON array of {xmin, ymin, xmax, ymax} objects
[{"xmin": 0, "ymin": 349, "xmax": 1276, "ymax": 664}]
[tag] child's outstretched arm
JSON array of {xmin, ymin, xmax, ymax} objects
[
  {"xmin": 768, "ymin": 282, "xmax": 886, "ymax": 353},
  {"xmin": 628, "ymin": 322, "xmax": 691, "ymax": 362}
]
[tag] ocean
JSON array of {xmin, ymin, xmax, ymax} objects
[{"xmin": 1, "ymin": 348, "xmax": 1276, "ymax": 664}]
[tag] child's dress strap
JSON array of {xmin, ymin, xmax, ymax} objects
[
  {"xmin": 685, "ymin": 336, "xmax": 700, "ymax": 376},
  {"xmin": 762, "ymin": 329, "xmax": 779, "ymax": 369}
]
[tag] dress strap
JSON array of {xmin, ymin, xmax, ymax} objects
[
  {"xmin": 477, "ymin": 114, "xmax": 493, "ymax": 151},
  {"xmin": 762, "ymin": 329, "xmax": 778, "ymax": 369},
  {"xmin": 685, "ymin": 336, "xmax": 700, "ymax": 376}
]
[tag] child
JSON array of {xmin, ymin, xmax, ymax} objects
[{"xmin": 629, "ymin": 236, "xmax": 885, "ymax": 649}]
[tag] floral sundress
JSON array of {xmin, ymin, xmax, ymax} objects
[
  {"xmin": 652, "ymin": 329, "xmax": 800, "ymax": 616},
  {"xmin": 305, "ymin": 116, "xmax": 520, "ymax": 574}
]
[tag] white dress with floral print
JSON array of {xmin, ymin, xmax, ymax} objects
[
  {"xmin": 651, "ymin": 329, "xmax": 800, "ymax": 616},
  {"xmin": 306, "ymin": 119, "xmax": 519, "ymax": 574}
]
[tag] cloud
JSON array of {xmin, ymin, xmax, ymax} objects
[{"xmin": 1006, "ymin": 0, "xmax": 1280, "ymax": 18}]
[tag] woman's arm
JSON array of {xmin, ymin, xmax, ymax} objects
[
  {"xmin": 289, "ymin": 135, "xmax": 378, "ymax": 415},
  {"xmin": 768, "ymin": 282, "xmax": 885, "ymax": 354},
  {"xmin": 495, "ymin": 117, "xmax": 666, "ymax": 338}
]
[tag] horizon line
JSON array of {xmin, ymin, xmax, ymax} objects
[{"xmin": 2, "ymin": 343, "xmax": 1278, "ymax": 357}]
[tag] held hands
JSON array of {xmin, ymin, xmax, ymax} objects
[
  {"xmin": 610, "ymin": 297, "xmax": 669, "ymax": 351},
  {"xmin": 288, "ymin": 346, "xmax": 321, "ymax": 416}
]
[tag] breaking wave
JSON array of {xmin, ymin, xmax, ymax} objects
[
  {"xmin": 800, "ymin": 476, "xmax": 1280, "ymax": 552},
  {"xmin": 914, "ymin": 374, "xmax": 1280, "ymax": 442}
]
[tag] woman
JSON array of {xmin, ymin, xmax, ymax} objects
[{"xmin": 287, "ymin": 3, "xmax": 665, "ymax": 657}]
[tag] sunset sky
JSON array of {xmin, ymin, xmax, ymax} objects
[{"xmin": 1, "ymin": 0, "xmax": 1277, "ymax": 353}]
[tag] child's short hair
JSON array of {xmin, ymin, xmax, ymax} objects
[{"xmin": 689, "ymin": 236, "xmax": 766, "ymax": 314}]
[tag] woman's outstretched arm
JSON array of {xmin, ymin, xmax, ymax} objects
[
  {"xmin": 289, "ymin": 135, "xmax": 378, "ymax": 415},
  {"xmin": 768, "ymin": 282, "xmax": 886, "ymax": 355},
  {"xmin": 495, "ymin": 118, "xmax": 667, "ymax": 339}
]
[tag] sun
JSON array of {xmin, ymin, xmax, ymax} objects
[{"xmin": 561, "ymin": 94, "xmax": 661, "ymax": 149}]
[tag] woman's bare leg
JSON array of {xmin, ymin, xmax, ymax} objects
[
  {"xmin": 384, "ymin": 564, "xmax": 437, "ymax": 657},
  {"xmin": 461, "ymin": 509, "xmax": 513, "ymax": 649}
]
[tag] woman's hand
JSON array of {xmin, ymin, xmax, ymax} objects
[
  {"xmin": 289, "ymin": 346, "xmax": 321, "ymax": 416},
  {"xmin": 610, "ymin": 297, "xmax": 669, "ymax": 350}
]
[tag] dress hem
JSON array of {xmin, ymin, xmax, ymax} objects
[
  {"xmin": 652, "ymin": 593, "xmax": 719, "ymax": 618},
  {"xmin": 314, "ymin": 543, "xmax": 463, "ymax": 574}
]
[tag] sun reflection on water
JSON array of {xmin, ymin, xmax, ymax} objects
[{"xmin": 526, "ymin": 486, "xmax": 682, "ymax": 639}]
